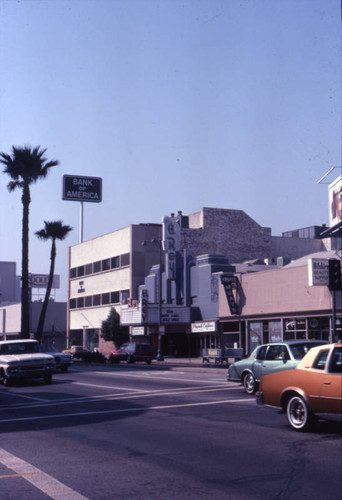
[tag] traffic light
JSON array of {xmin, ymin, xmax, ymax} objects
[{"xmin": 328, "ymin": 259, "xmax": 342, "ymax": 291}]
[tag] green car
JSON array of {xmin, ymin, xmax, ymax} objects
[{"xmin": 227, "ymin": 340, "xmax": 327, "ymax": 394}]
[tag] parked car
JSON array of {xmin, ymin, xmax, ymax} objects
[
  {"xmin": 0, "ymin": 339, "xmax": 55, "ymax": 385},
  {"xmin": 40, "ymin": 344, "xmax": 73, "ymax": 372},
  {"xmin": 227, "ymin": 340, "xmax": 327, "ymax": 394},
  {"xmin": 256, "ymin": 343, "xmax": 342, "ymax": 431},
  {"xmin": 106, "ymin": 342, "xmax": 157, "ymax": 364},
  {"xmin": 62, "ymin": 345, "xmax": 90, "ymax": 359}
]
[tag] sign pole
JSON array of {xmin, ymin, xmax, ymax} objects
[{"xmin": 80, "ymin": 201, "xmax": 84, "ymax": 243}]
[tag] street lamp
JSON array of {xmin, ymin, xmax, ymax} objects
[{"xmin": 142, "ymin": 237, "xmax": 164, "ymax": 361}]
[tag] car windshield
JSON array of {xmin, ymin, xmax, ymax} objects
[
  {"xmin": 289, "ymin": 342, "xmax": 324, "ymax": 360},
  {"xmin": 0, "ymin": 342, "xmax": 39, "ymax": 355}
]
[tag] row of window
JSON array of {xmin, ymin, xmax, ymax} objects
[
  {"xmin": 69, "ymin": 290, "xmax": 129, "ymax": 309},
  {"xmin": 70, "ymin": 253, "xmax": 130, "ymax": 279}
]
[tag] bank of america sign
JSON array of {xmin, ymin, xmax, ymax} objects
[{"xmin": 63, "ymin": 175, "xmax": 102, "ymax": 203}]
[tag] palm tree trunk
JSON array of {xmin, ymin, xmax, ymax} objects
[
  {"xmin": 36, "ymin": 239, "xmax": 56, "ymax": 343},
  {"xmin": 21, "ymin": 183, "xmax": 31, "ymax": 338}
]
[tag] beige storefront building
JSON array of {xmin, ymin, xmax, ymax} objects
[{"xmin": 218, "ymin": 250, "xmax": 342, "ymax": 355}]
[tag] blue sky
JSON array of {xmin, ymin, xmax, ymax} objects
[{"xmin": 0, "ymin": 0, "xmax": 341, "ymax": 301}]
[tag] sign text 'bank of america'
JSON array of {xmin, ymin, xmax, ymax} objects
[{"xmin": 63, "ymin": 175, "xmax": 102, "ymax": 203}]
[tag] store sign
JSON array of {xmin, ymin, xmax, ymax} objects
[
  {"xmin": 221, "ymin": 275, "xmax": 239, "ymax": 315},
  {"xmin": 30, "ymin": 274, "xmax": 60, "ymax": 289},
  {"xmin": 140, "ymin": 289, "xmax": 148, "ymax": 324},
  {"xmin": 162, "ymin": 215, "xmax": 181, "ymax": 280},
  {"xmin": 191, "ymin": 321, "xmax": 216, "ymax": 333},
  {"xmin": 63, "ymin": 175, "xmax": 102, "ymax": 203},
  {"xmin": 308, "ymin": 258, "xmax": 329, "ymax": 286},
  {"xmin": 329, "ymin": 175, "xmax": 342, "ymax": 227},
  {"xmin": 132, "ymin": 326, "xmax": 145, "ymax": 336},
  {"xmin": 161, "ymin": 307, "xmax": 189, "ymax": 324}
]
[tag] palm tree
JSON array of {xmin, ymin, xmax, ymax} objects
[
  {"xmin": 0, "ymin": 146, "xmax": 59, "ymax": 338},
  {"xmin": 35, "ymin": 220, "xmax": 73, "ymax": 343}
]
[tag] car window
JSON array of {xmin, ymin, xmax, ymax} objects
[
  {"xmin": 256, "ymin": 346, "xmax": 267, "ymax": 360},
  {"xmin": 289, "ymin": 342, "xmax": 326, "ymax": 360},
  {"xmin": 312, "ymin": 350, "xmax": 329, "ymax": 370},
  {"xmin": 266, "ymin": 345, "xmax": 289, "ymax": 361},
  {"xmin": 328, "ymin": 347, "xmax": 342, "ymax": 374}
]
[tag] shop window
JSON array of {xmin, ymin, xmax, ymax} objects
[
  {"xmin": 223, "ymin": 322, "xmax": 240, "ymax": 333},
  {"xmin": 121, "ymin": 253, "xmax": 130, "ymax": 267},
  {"xmin": 284, "ymin": 318, "xmax": 307, "ymax": 340},
  {"xmin": 93, "ymin": 261, "xmax": 101, "ymax": 273},
  {"xmin": 248, "ymin": 321, "xmax": 263, "ymax": 352},
  {"xmin": 85, "ymin": 263, "xmax": 93, "ymax": 275},
  {"xmin": 269, "ymin": 320, "xmax": 282, "ymax": 343},
  {"xmin": 77, "ymin": 265, "xmax": 85, "ymax": 277},
  {"xmin": 93, "ymin": 294, "xmax": 101, "ymax": 306},
  {"xmin": 102, "ymin": 259, "xmax": 110, "ymax": 271},
  {"xmin": 308, "ymin": 317, "xmax": 332, "ymax": 341}
]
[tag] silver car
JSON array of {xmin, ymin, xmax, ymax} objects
[{"xmin": 227, "ymin": 340, "xmax": 327, "ymax": 394}]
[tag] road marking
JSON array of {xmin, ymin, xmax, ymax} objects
[
  {"xmin": 92, "ymin": 371, "xmax": 228, "ymax": 384},
  {"xmin": 0, "ymin": 398, "xmax": 254, "ymax": 424},
  {"xmin": 0, "ymin": 385, "xmax": 244, "ymax": 411},
  {"xmin": 73, "ymin": 382, "xmax": 148, "ymax": 392},
  {"xmin": 0, "ymin": 391, "xmax": 50, "ymax": 402},
  {"xmin": 0, "ymin": 448, "xmax": 88, "ymax": 499}
]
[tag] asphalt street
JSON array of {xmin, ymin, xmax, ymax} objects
[{"xmin": 0, "ymin": 363, "xmax": 341, "ymax": 499}]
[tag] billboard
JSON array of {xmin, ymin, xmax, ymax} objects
[
  {"xmin": 63, "ymin": 175, "xmax": 102, "ymax": 203},
  {"xmin": 329, "ymin": 175, "xmax": 342, "ymax": 227},
  {"xmin": 30, "ymin": 274, "xmax": 60, "ymax": 289},
  {"xmin": 308, "ymin": 259, "xmax": 329, "ymax": 287}
]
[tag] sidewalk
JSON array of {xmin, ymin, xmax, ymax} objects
[{"xmin": 151, "ymin": 356, "xmax": 230, "ymax": 373}]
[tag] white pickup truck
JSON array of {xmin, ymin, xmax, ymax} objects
[{"xmin": 0, "ymin": 339, "xmax": 55, "ymax": 385}]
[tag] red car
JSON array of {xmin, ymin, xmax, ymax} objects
[
  {"xmin": 256, "ymin": 343, "xmax": 342, "ymax": 431},
  {"xmin": 106, "ymin": 343, "xmax": 157, "ymax": 364}
]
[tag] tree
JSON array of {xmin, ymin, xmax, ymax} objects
[
  {"xmin": 35, "ymin": 220, "xmax": 73, "ymax": 343},
  {"xmin": 101, "ymin": 307, "xmax": 129, "ymax": 347},
  {"xmin": 0, "ymin": 146, "xmax": 58, "ymax": 338}
]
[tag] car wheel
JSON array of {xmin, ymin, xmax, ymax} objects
[
  {"xmin": 61, "ymin": 366, "xmax": 68, "ymax": 373},
  {"xmin": 145, "ymin": 359, "xmax": 152, "ymax": 365},
  {"xmin": 44, "ymin": 374, "xmax": 52, "ymax": 385},
  {"xmin": 127, "ymin": 356, "xmax": 135, "ymax": 363},
  {"xmin": 286, "ymin": 395, "xmax": 313, "ymax": 431},
  {"xmin": 243, "ymin": 373, "xmax": 256, "ymax": 394}
]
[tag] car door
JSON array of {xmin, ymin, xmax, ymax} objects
[
  {"xmin": 259, "ymin": 344, "xmax": 291, "ymax": 378},
  {"xmin": 317, "ymin": 347, "xmax": 342, "ymax": 414},
  {"xmin": 251, "ymin": 345, "xmax": 268, "ymax": 381}
]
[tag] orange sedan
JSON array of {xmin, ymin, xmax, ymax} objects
[{"xmin": 256, "ymin": 343, "xmax": 342, "ymax": 431}]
